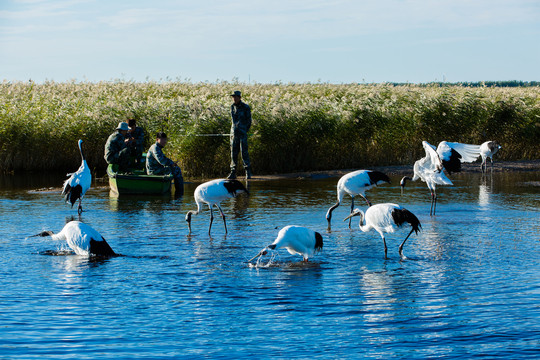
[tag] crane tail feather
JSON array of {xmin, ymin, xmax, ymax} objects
[
  {"xmin": 391, "ymin": 208, "xmax": 421, "ymax": 234},
  {"xmin": 64, "ymin": 184, "xmax": 83, "ymax": 207},
  {"xmin": 314, "ymin": 232, "xmax": 324, "ymax": 251},
  {"xmin": 367, "ymin": 171, "xmax": 391, "ymax": 185},
  {"xmin": 89, "ymin": 238, "xmax": 116, "ymax": 257}
]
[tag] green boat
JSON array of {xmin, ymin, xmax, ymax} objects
[{"xmin": 107, "ymin": 163, "xmax": 174, "ymax": 195}]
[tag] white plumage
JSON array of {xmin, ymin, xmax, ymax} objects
[
  {"xmin": 344, "ymin": 203, "xmax": 421, "ymax": 259},
  {"xmin": 249, "ymin": 225, "xmax": 324, "ymax": 262},
  {"xmin": 480, "ymin": 141, "xmax": 502, "ymax": 172},
  {"xmin": 31, "ymin": 221, "xmax": 115, "ymax": 257},
  {"xmin": 62, "ymin": 139, "xmax": 91, "ymax": 214},
  {"xmin": 185, "ymin": 179, "xmax": 249, "ymax": 235},
  {"xmin": 433, "ymin": 141, "xmax": 481, "ymax": 174},
  {"xmin": 326, "ymin": 170, "xmax": 390, "ymax": 230},
  {"xmin": 401, "ymin": 141, "xmax": 453, "ymax": 216}
]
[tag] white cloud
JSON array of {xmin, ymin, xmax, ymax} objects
[{"xmin": 2, "ymin": 0, "xmax": 538, "ymax": 39}]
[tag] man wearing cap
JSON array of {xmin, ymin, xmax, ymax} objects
[
  {"xmin": 104, "ymin": 122, "xmax": 132, "ymax": 171},
  {"xmin": 146, "ymin": 132, "xmax": 183, "ymax": 195},
  {"xmin": 228, "ymin": 90, "xmax": 253, "ymax": 179}
]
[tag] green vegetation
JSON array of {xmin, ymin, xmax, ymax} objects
[{"xmin": 1, "ymin": 81, "xmax": 538, "ymax": 177}]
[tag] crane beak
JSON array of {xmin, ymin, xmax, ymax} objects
[
  {"xmin": 29, "ymin": 231, "xmax": 53, "ymax": 238},
  {"xmin": 248, "ymin": 249, "xmax": 267, "ymax": 262},
  {"xmin": 343, "ymin": 211, "xmax": 361, "ymax": 221}
]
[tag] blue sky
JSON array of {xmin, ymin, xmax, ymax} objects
[{"xmin": 1, "ymin": 0, "xmax": 539, "ymax": 83}]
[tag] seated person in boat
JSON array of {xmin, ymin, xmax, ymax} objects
[
  {"xmin": 126, "ymin": 118, "xmax": 145, "ymax": 168},
  {"xmin": 104, "ymin": 122, "xmax": 132, "ymax": 172},
  {"xmin": 146, "ymin": 132, "xmax": 183, "ymax": 194}
]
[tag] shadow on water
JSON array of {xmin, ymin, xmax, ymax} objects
[
  {"xmin": 38, "ymin": 249, "xmax": 172, "ymax": 263},
  {"xmin": 0, "ymin": 172, "xmax": 67, "ymax": 191}
]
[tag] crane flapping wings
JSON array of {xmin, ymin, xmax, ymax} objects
[
  {"xmin": 421, "ymin": 141, "xmax": 443, "ymax": 172},
  {"xmin": 436, "ymin": 141, "xmax": 481, "ymax": 174}
]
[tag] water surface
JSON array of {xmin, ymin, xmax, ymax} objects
[{"xmin": 0, "ymin": 171, "xmax": 538, "ymax": 359}]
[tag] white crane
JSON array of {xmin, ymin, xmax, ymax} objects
[
  {"xmin": 344, "ymin": 203, "xmax": 421, "ymax": 259},
  {"xmin": 249, "ymin": 225, "xmax": 323, "ymax": 263},
  {"xmin": 401, "ymin": 141, "xmax": 480, "ymax": 216},
  {"xmin": 326, "ymin": 170, "xmax": 390, "ymax": 230},
  {"xmin": 30, "ymin": 221, "xmax": 116, "ymax": 257},
  {"xmin": 480, "ymin": 141, "xmax": 502, "ymax": 172},
  {"xmin": 185, "ymin": 179, "xmax": 249, "ymax": 235},
  {"xmin": 62, "ymin": 139, "xmax": 91, "ymax": 215}
]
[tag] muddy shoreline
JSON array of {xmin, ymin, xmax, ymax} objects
[
  {"xmin": 90, "ymin": 160, "xmax": 539, "ymax": 184},
  {"xmin": 246, "ymin": 160, "xmax": 540, "ymax": 181}
]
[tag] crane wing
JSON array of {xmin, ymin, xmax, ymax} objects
[
  {"xmin": 421, "ymin": 141, "xmax": 443, "ymax": 172},
  {"xmin": 437, "ymin": 141, "xmax": 481, "ymax": 163}
]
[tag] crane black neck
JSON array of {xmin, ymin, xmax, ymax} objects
[{"xmin": 79, "ymin": 142, "xmax": 85, "ymax": 161}]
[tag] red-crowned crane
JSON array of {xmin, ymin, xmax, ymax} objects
[
  {"xmin": 326, "ymin": 170, "xmax": 390, "ymax": 230},
  {"xmin": 249, "ymin": 225, "xmax": 323, "ymax": 263},
  {"xmin": 62, "ymin": 140, "xmax": 91, "ymax": 215},
  {"xmin": 344, "ymin": 203, "xmax": 421, "ymax": 260},
  {"xmin": 480, "ymin": 141, "xmax": 502, "ymax": 172},
  {"xmin": 30, "ymin": 221, "xmax": 116, "ymax": 257},
  {"xmin": 185, "ymin": 179, "xmax": 249, "ymax": 235},
  {"xmin": 401, "ymin": 140, "xmax": 480, "ymax": 216}
]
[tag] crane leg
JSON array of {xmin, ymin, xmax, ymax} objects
[
  {"xmin": 429, "ymin": 192, "xmax": 434, "ymax": 216},
  {"xmin": 208, "ymin": 206, "xmax": 214, "ymax": 235},
  {"xmin": 77, "ymin": 199, "xmax": 83, "ymax": 215},
  {"xmin": 360, "ymin": 194, "xmax": 371, "ymax": 207},
  {"xmin": 382, "ymin": 235, "xmax": 388, "ymax": 260},
  {"xmin": 349, "ymin": 197, "xmax": 354, "ymax": 228},
  {"xmin": 216, "ymin": 204, "xmax": 227, "ymax": 234},
  {"xmin": 433, "ymin": 191, "xmax": 437, "ymax": 215},
  {"xmin": 399, "ymin": 228, "xmax": 415, "ymax": 259}
]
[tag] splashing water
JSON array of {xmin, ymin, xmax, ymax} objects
[{"xmin": 248, "ymin": 251, "xmax": 278, "ymax": 268}]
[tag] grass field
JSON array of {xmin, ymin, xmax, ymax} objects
[{"xmin": 1, "ymin": 81, "xmax": 538, "ymax": 177}]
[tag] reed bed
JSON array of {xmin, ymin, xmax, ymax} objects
[{"xmin": 0, "ymin": 81, "xmax": 538, "ymax": 177}]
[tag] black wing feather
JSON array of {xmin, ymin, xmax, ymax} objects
[
  {"xmin": 442, "ymin": 149, "xmax": 462, "ymax": 174},
  {"xmin": 223, "ymin": 180, "xmax": 249, "ymax": 196},
  {"xmin": 89, "ymin": 237, "xmax": 116, "ymax": 257},
  {"xmin": 367, "ymin": 171, "xmax": 391, "ymax": 185},
  {"xmin": 314, "ymin": 232, "xmax": 323, "ymax": 251},
  {"xmin": 391, "ymin": 208, "xmax": 421, "ymax": 234},
  {"xmin": 65, "ymin": 184, "xmax": 83, "ymax": 207}
]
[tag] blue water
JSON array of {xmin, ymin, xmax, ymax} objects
[{"xmin": 0, "ymin": 172, "xmax": 538, "ymax": 359}]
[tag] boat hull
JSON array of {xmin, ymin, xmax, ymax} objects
[{"xmin": 107, "ymin": 164, "xmax": 174, "ymax": 195}]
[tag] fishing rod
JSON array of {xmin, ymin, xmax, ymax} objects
[
  {"xmin": 177, "ymin": 133, "xmax": 259, "ymax": 137},
  {"xmin": 178, "ymin": 134, "xmax": 231, "ymax": 137}
]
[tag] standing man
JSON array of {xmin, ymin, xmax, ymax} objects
[
  {"xmin": 104, "ymin": 122, "xmax": 131, "ymax": 171},
  {"xmin": 146, "ymin": 132, "xmax": 183, "ymax": 195},
  {"xmin": 228, "ymin": 90, "xmax": 253, "ymax": 179}
]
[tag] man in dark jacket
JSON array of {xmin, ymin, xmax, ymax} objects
[
  {"xmin": 228, "ymin": 90, "xmax": 253, "ymax": 179},
  {"xmin": 126, "ymin": 118, "xmax": 145, "ymax": 167},
  {"xmin": 146, "ymin": 132, "xmax": 183, "ymax": 195},
  {"xmin": 104, "ymin": 122, "xmax": 131, "ymax": 171}
]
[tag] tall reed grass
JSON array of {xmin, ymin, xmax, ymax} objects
[{"xmin": 1, "ymin": 81, "xmax": 538, "ymax": 176}]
